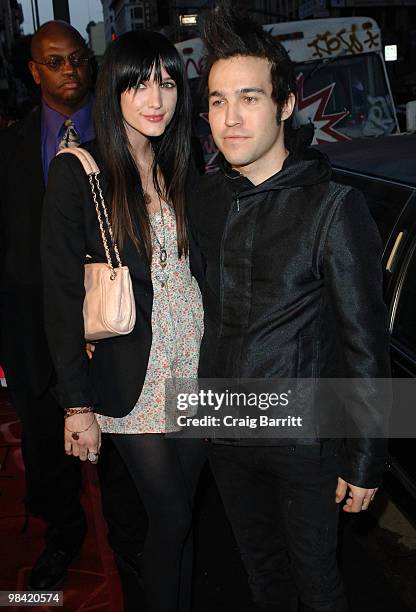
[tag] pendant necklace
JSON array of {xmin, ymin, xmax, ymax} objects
[
  {"xmin": 149, "ymin": 195, "xmax": 169, "ymax": 287},
  {"xmin": 142, "ymin": 166, "xmax": 169, "ymax": 286},
  {"xmin": 142, "ymin": 164, "xmax": 154, "ymax": 207}
]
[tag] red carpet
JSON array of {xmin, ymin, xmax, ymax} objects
[{"xmin": 0, "ymin": 389, "xmax": 124, "ymax": 611}]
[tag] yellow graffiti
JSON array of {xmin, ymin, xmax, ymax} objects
[
  {"xmin": 362, "ymin": 22, "xmax": 380, "ymax": 49},
  {"xmin": 308, "ymin": 23, "xmax": 380, "ymax": 58}
]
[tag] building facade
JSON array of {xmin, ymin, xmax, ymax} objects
[
  {"xmin": 101, "ymin": 0, "xmax": 158, "ymax": 43},
  {"xmin": 246, "ymin": 0, "xmax": 300, "ymax": 23},
  {"xmin": 164, "ymin": 0, "xmax": 206, "ymax": 42},
  {"xmin": 86, "ymin": 21, "xmax": 106, "ymax": 64},
  {"xmin": 0, "ymin": 0, "xmax": 23, "ymax": 116}
]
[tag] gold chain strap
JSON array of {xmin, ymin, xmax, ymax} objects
[
  {"xmin": 94, "ymin": 174, "xmax": 123, "ymax": 268},
  {"xmin": 88, "ymin": 173, "xmax": 122, "ymax": 279},
  {"xmin": 57, "ymin": 147, "xmax": 123, "ymax": 278}
]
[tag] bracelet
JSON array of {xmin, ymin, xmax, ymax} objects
[
  {"xmin": 64, "ymin": 406, "xmax": 94, "ymax": 419},
  {"xmin": 65, "ymin": 415, "xmax": 95, "ymax": 440}
]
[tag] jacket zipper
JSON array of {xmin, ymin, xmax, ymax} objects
[{"xmin": 219, "ymin": 195, "xmax": 239, "ymax": 337}]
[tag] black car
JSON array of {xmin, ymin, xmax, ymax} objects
[{"xmin": 318, "ymin": 134, "xmax": 416, "ymax": 519}]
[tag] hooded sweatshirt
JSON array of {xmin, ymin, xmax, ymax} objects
[{"xmin": 188, "ymin": 128, "xmax": 390, "ymax": 487}]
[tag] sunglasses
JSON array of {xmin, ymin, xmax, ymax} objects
[{"xmin": 32, "ymin": 51, "xmax": 92, "ymax": 72}]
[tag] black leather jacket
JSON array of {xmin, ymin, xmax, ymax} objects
[{"xmin": 189, "ymin": 136, "xmax": 390, "ymax": 488}]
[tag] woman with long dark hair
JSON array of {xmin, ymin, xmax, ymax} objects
[{"xmin": 41, "ymin": 31, "xmax": 205, "ymax": 612}]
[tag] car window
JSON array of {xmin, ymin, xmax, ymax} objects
[
  {"xmin": 392, "ymin": 239, "xmax": 416, "ymax": 357},
  {"xmin": 332, "ymin": 170, "xmax": 413, "ymax": 246},
  {"xmin": 296, "ymin": 53, "xmax": 396, "ymax": 140}
]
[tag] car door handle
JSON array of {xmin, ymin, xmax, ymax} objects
[{"xmin": 386, "ymin": 231, "xmax": 404, "ymax": 272}]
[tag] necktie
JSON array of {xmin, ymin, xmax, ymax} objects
[{"xmin": 59, "ymin": 118, "xmax": 81, "ymax": 149}]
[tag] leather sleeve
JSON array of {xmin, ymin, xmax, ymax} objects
[
  {"xmin": 322, "ymin": 187, "xmax": 391, "ymax": 488},
  {"xmin": 41, "ymin": 153, "xmax": 96, "ymax": 409},
  {"xmin": 186, "ymin": 160, "xmax": 207, "ymax": 282}
]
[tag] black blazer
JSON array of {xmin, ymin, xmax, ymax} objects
[
  {"xmin": 0, "ymin": 107, "xmax": 55, "ymax": 396},
  {"xmin": 41, "ymin": 142, "xmax": 204, "ymax": 417}
]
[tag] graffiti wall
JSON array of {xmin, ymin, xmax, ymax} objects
[{"xmin": 305, "ymin": 21, "xmax": 380, "ymax": 60}]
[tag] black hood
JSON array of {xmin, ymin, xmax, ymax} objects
[{"xmin": 220, "ymin": 124, "xmax": 331, "ymax": 197}]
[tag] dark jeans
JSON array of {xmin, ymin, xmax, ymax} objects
[
  {"xmin": 210, "ymin": 441, "xmax": 349, "ymax": 612},
  {"xmin": 111, "ymin": 434, "xmax": 207, "ymax": 612},
  {"xmin": 10, "ymin": 387, "xmax": 86, "ymax": 551}
]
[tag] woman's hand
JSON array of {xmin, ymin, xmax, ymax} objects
[
  {"xmin": 64, "ymin": 411, "xmax": 101, "ymax": 463},
  {"xmin": 85, "ymin": 343, "xmax": 95, "ymax": 360}
]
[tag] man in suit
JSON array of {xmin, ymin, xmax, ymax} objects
[{"xmin": 0, "ymin": 21, "xmax": 144, "ymax": 593}]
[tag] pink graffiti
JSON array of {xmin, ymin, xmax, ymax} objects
[{"xmin": 185, "ymin": 57, "xmax": 203, "ymax": 78}]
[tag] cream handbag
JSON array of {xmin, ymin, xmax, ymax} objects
[{"xmin": 57, "ymin": 147, "xmax": 136, "ymax": 341}]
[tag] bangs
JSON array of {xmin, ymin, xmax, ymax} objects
[
  {"xmin": 124, "ymin": 55, "xmax": 163, "ymax": 91},
  {"xmin": 114, "ymin": 31, "xmax": 184, "ymax": 94}
]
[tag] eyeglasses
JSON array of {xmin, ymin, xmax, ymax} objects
[{"xmin": 32, "ymin": 50, "xmax": 92, "ymax": 72}]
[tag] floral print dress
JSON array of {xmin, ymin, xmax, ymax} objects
[{"xmin": 96, "ymin": 202, "xmax": 203, "ymax": 434}]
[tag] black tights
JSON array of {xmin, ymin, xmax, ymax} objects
[{"xmin": 111, "ymin": 434, "xmax": 206, "ymax": 612}]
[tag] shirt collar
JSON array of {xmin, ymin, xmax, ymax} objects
[
  {"xmin": 41, "ymin": 100, "xmax": 66, "ymax": 140},
  {"xmin": 71, "ymin": 93, "xmax": 94, "ymax": 137},
  {"xmin": 41, "ymin": 93, "xmax": 94, "ymax": 139}
]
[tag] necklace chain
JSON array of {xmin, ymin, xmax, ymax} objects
[
  {"xmin": 149, "ymin": 195, "xmax": 167, "ymax": 268},
  {"xmin": 141, "ymin": 166, "xmax": 169, "ymax": 286}
]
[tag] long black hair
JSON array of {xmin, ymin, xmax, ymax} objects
[{"xmin": 94, "ymin": 30, "xmax": 192, "ymax": 258}]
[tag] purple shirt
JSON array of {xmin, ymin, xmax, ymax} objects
[{"xmin": 41, "ymin": 94, "xmax": 95, "ymax": 182}]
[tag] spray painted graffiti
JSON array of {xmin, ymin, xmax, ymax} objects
[
  {"xmin": 362, "ymin": 23, "xmax": 380, "ymax": 50},
  {"xmin": 184, "ymin": 57, "xmax": 203, "ymax": 79},
  {"xmin": 308, "ymin": 22, "xmax": 380, "ymax": 59},
  {"xmin": 363, "ymin": 95, "xmax": 396, "ymax": 137},
  {"xmin": 197, "ymin": 112, "xmax": 220, "ymax": 173},
  {"xmin": 295, "ymin": 73, "xmax": 351, "ymax": 144}
]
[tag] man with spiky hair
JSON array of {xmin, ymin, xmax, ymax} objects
[{"xmin": 189, "ymin": 4, "xmax": 390, "ymax": 611}]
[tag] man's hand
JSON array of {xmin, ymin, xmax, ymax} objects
[{"xmin": 335, "ymin": 477, "xmax": 377, "ymax": 513}]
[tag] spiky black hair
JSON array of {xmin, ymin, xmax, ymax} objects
[{"xmin": 200, "ymin": 1, "xmax": 297, "ymax": 124}]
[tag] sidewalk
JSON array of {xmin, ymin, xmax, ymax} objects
[{"xmin": 0, "ymin": 390, "xmax": 123, "ymax": 612}]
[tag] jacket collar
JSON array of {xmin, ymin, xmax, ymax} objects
[{"xmin": 219, "ymin": 124, "xmax": 331, "ymax": 198}]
